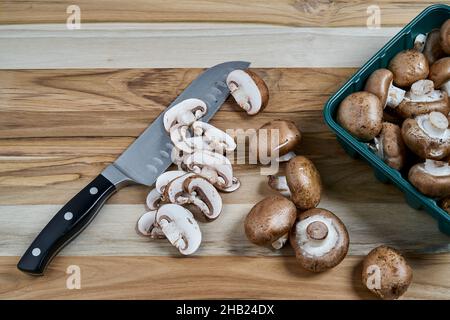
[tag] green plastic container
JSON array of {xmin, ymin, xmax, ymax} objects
[{"xmin": 323, "ymin": 4, "xmax": 450, "ymax": 235}]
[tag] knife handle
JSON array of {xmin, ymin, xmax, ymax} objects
[{"xmin": 17, "ymin": 174, "xmax": 116, "ymax": 275}]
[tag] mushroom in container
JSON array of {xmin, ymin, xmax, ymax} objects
[
  {"xmin": 250, "ymin": 120, "xmax": 302, "ymax": 162},
  {"xmin": 336, "ymin": 91, "xmax": 383, "ymax": 141},
  {"xmin": 290, "ymin": 208, "xmax": 349, "ymax": 273},
  {"xmin": 429, "ymin": 57, "xmax": 450, "ymax": 97},
  {"xmin": 268, "ymin": 155, "xmax": 322, "ymax": 211},
  {"xmin": 226, "ymin": 69, "xmax": 269, "ymax": 115},
  {"xmin": 421, "ymin": 29, "xmax": 446, "ymax": 65},
  {"xmin": 362, "ymin": 246, "xmax": 412, "ymax": 300},
  {"xmin": 401, "ymin": 111, "xmax": 450, "ymax": 160},
  {"xmin": 370, "ymin": 122, "xmax": 407, "ymax": 170},
  {"xmin": 440, "ymin": 19, "xmax": 450, "ymax": 55},
  {"xmin": 364, "ymin": 69, "xmax": 405, "ymax": 109},
  {"xmin": 244, "ymin": 196, "xmax": 297, "ymax": 249},
  {"xmin": 408, "ymin": 159, "xmax": 450, "ymax": 198},
  {"xmin": 388, "ymin": 49, "xmax": 429, "ymax": 87}
]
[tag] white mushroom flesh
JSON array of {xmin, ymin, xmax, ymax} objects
[
  {"xmin": 372, "ymin": 136, "xmax": 384, "ymax": 160},
  {"xmin": 163, "ymin": 98, "xmax": 207, "ymax": 132},
  {"xmin": 268, "ymin": 175, "xmax": 291, "ymax": 197},
  {"xmin": 272, "ymin": 233, "xmax": 289, "ymax": 250},
  {"xmin": 137, "ymin": 211, "xmax": 164, "ymax": 238},
  {"xmin": 276, "ymin": 151, "xmax": 297, "ymax": 162},
  {"xmin": 442, "ymin": 81, "xmax": 450, "ymax": 97},
  {"xmin": 294, "ymin": 216, "xmax": 339, "ymax": 257},
  {"xmin": 192, "ymin": 121, "xmax": 237, "ymax": 153},
  {"xmin": 165, "ymin": 173, "xmax": 195, "ymax": 204},
  {"xmin": 155, "ymin": 170, "xmax": 186, "ymax": 193},
  {"xmin": 386, "ymin": 83, "xmax": 406, "ymax": 108},
  {"xmin": 146, "ymin": 188, "xmax": 162, "ymax": 210},
  {"xmin": 423, "ymin": 159, "xmax": 450, "ymax": 176},
  {"xmin": 414, "ymin": 33, "xmax": 427, "ymax": 52},
  {"xmin": 226, "ymin": 70, "xmax": 262, "ymax": 115},
  {"xmin": 417, "ymin": 112, "xmax": 450, "ymax": 139}
]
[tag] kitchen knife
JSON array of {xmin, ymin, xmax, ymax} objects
[{"xmin": 17, "ymin": 61, "xmax": 250, "ymax": 275}]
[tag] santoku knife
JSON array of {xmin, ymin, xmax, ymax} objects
[{"xmin": 17, "ymin": 61, "xmax": 250, "ymax": 275}]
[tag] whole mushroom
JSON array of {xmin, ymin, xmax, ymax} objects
[
  {"xmin": 290, "ymin": 208, "xmax": 349, "ymax": 273},
  {"xmin": 422, "ymin": 29, "xmax": 446, "ymax": 65},
  {"xmin": 362, "ymin": 246, "xmax": 412, "ymax": 300},
  {"xmin": 364, "ymin": 69, "xmax": 405, "ymax": 108},
  {"xmin": 336, "ymin": 91, "xmax": 383, "ymax": 141},
  {"xmin": 440, "ymin": 19, "xmax": 450, "ymax": 54},
  {"xmin": 250, "ymin": 119, "xmax": 302, "ymax": 162},
  {"xmin": 408, "ymin": 159, "xmax": 450, "ymax": 198},
  {"xmin": 371, "ymin": 122, "xmax": 406, "ymax": 170},
  {"xmin": 388, "ymin": 49, "xmax": 429, "ymax": 87},
  {"xmin": 429, "ymin": 57, "xmax": 450, "ymax": 97},
  {"xmin": 226, "ymin": 69, "xmax": 269, "ymax": 115},
  {"xmin": 401, "ymin": 111, "xmax": 450, "ymax": 160},
  {"xmin": 268, "ymin": 156, "xmax": 322, "ymax": 211},
  {"xmin": 244, "ymin": 196, "xmax": 297, "ymax": 249}
]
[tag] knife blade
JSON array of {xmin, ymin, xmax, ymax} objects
[{"xmin": 17, "ymin": 61, "xmax": 250, "ymax": 275}]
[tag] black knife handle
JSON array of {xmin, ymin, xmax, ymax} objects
[{"xmin": 17, "ymin": 174, "xmax": 116, "ymax": 275}]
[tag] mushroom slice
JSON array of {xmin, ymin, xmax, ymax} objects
[
  {"xmin": 244, "ymin": 196, "xmax": 297, "ymax": 249},
  {"xmin": 146, "ymin": 188, "xmax": 163, "ymax": 210},
  {"xmin": 156, "ymin": 204, "xmax": 201, "ymax": 255},
  {"xmin": 408, "ymin": 159, "xmax": 450, "ymax": 198},
  {"xmin": 155, "ymin": 170, "xmax": 186, "ymax": 194},
  {"xmin": 226, "ymin": 70, "xmax": 269, "ymax": 115},
  {"xmin": 183, "ymin": 175, "xmax": 223, "ymax": 220},
  {"xmin": 422, "ymin": 29, "xmax": 446, "ymax": 65},
  {"xmin": 337, "ymin": 91, "xmax": 383, "ymax": 141},
  {"xmin": 362, "ymin": 246, "xmax": 412, "ymax": 300},
  {"xmin": 290, "ymin": 208, "xmax": 349, "ymax": 273},
  {"xmin": 163, "ymin": 98, "xmax": 207, "ymax": 132},
  {"xmin": 136, "ymin": 211, "xmax": 165, "ymax": 239},
  {"xmin": 429, "ymin": 57, "xmax": 450, "ymax": 97},
  {"xmin": 401, "ymin": 112, "xmax": 450, "ymax": 160},
  {"xmin": 396, "ymin": 79, "xmax": 449, "ymax": 118},
  {"xmin": 268, "ymin": 156, "xmax": 322, "ymax": 211},
  {"xmin": 170, "ymin": 124, "xmax": 210, "ymax": 154},
  {"xmin": 388, "ymin": 49, "xmax": 429, "ymax": 87},
  {"xmin": 371, "ymin": 122, "xmax": 406, "ymax": 170},
  {"xmin": 183, "ymin": 150, "xmax": 240, "ymax": 192},
  {"xmin": 163, "ymin": 173, "xmax": 196, "ymax": 204},
  {"xmin": 364, "ymin": 69, "xmax": 405, "ymax": 108},
  {"xmin": 192, "ymin": 121, "xmax": 236, "ymax": 153},
  {"xmin": 440, "ymin": 19, "xmax": 450, "ymax": 55}
]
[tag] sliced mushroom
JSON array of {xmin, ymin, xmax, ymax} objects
[
  {"xmin": 401, "ymin": 112, "xmax": 450, "ymax": 160},
  {"xmin": 244, "ymin": 196, "xmax": 297, "ymax": 249},
  {"xmin": 249, "ymin": 120, "xmax": 301, "ymax": 163},
  {"xmin": 163, "ymin": 98, "xmax": 207, "ymax": 132},
  {"xmin": 170, "ymin": 124, "xmax": 210, "ymax": 154},
  {"xmin": 183, "ymin": 150, "xmax": 240, "ymax": 192},
  {"xmin": 440, "ymin": 19, "xmax": 450, "ymax": 55},
  {"xmin": 290, "ymin": 208, "xmax": 349, "ymax": 273},
  {"xmin": 395, "ymin": 79, "xmax": 449, "ymax": 118},
  {"xmin": 362, "ymin": 246, "xmax": 412, "ymax": 300},
  {"xmin": 364, "ymin": 69, "xmax": 405, "ymax": 108},
  {"xmin": 183, "ymin": 175, "xmax": 223, "ymax": 220},
  {"xmin": 155, "ymin": 204, "xmax": 201, "ymax": 255},
  {"xmin": 422, "ymin": 29, "xmax": 446, "ymax": 65},
  {"xmin": 268, "ymin": 156, "xmax": 321, "ymax": 210},
  {"xmin": 429, "ymin": 57, "xmax": 450, "ymax": 97},
  {"xmin": 146, "ymin": 188, "xmax": 163, "ymax": 210},
  {"xmin": 192, "ymin": 121, "xmax": 236, "ymax": 153},
  {"xmin": 163, "ymin": 172, "xmax": 196, "ymax": 204},
  {"xmin": 408, "ymin": 159, "xmax": 450, "ymax": 198},
  {"xmin": 389, "ymin": 49, "xmax": 429, "ymax": 87},
  {"xmin": 336, "ymin": 91, "xmax": 383, "ymax": 141},
  {"xmin": 136, "ymin": 211, "xmax": 165, "ymax": 239},
  {"xmin": 371, "ymin": 122, "xmax": 406, "ymax": 170},
  {"xmin": 155, "ymin": 170, "xmax": 186, "ymax": 194},
  {"xmin": 226, "ymin": 69, "xmax": 269, "ymax": 115}
]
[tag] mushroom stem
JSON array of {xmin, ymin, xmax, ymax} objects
[
  {"xmin": 230, "ymin": 87, "xmax": 251, "ymax": 111},
  {"xmin": 442, "ymin": 80, "xmax": 450, "ymax": 96},
  {"xmin": 418, "ymin": 112, "xmax": 449, "ymax": 138},
  {"xmin": 386, "ymin": 83, "xmax": 406, "ymax": 108},
  {"xmin": 159, "ymin": 218, "xmax": 187, "ymax": 250},
  {"xmin": 423, "ymin": 159, "xmax": 450, "ymax": 176},
  {"xmin": 277, "ymin": 151, "xmax": 297, "ymax": 162},
  {"xmin": 306, "ymin": 221, "xmax": 329, "ymax": 240},
  {"xmin": 268, "ymin": 175, "xmax": 291, "ymax": 197},
  {"xmin": 271, "ymin": 233, "xmax": 289, "ymax": 250},
  {"xmin": 414, "ymin": 33, "xmax": 427, "ymax": 52}
]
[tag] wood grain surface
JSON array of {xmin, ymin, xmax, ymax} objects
[{"xmin": 0, "ymin": 0, "xmax": 447, "ymax": 27}]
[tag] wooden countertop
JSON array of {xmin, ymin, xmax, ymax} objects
[{"xmin": 0, "ymin": 0, "xmax": 449, "ymax": 300}]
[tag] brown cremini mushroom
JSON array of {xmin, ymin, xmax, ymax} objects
[
  {"xmin": 362, "ymin": 246, "xmax": 412, "ymax": 300},
  {"xmin": 290, "ymin": 208, "xmax": 349, "ymax": 273},
  {"xmin": 226, "ymin": 70, "xmax": 269, "ymax": 115},
  {"xmin": 440, "ymin": 196, "xmax": 450, "ymax": 214},
  {"xmin": 268, "ymin": 156, "xmax": 322, "ymax": 210},
  {"xmin": 337, "ymin": 91, "xmax": 383, "ymax": 141},
  {"xmin": 371, "ymin": 122, "xmax": 406, "ymax": 170},
  {"xmin": 364, "ymin": 69, "xmax": 405, "ymax": 108},
  {"xmin": 422, "ymin": 29, "xmax": 446, "ymax": 65},
  {"xmin": 408, "ymin": 159, "xmax": 450, "ymax": 198},
  {"xmin": 244, "ymin": 196, "xmax": 297, "ymax": 249},
  {"xmin": 429, "ymin": 57, "xmax": 450, "ymax": 97},
  {"xmin": 389, "ymin": 49, "xmax": 429, "ymax": 87},
  {"xmin": 440, "ymin": 19, "xmax": 450, "ymax": 54},
  {"xmin": 401, "ymin": 112, "xmax": 450, "ymax": 160}
]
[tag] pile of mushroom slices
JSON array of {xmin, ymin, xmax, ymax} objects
[
  {"xmin": 136, "ymin": 69, "xmax": 270, "ymax": 255},
  {"xmin": 337, "ymin": 18, "xmax": 450, "ymax": 213}
]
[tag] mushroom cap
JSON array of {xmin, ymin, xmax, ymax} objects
[
  {"xmin": 423, "ymin": 29, "xmax": 446, "ymax": 65},
  {"xmin": 388, "ymin": 49, "xmax": 429, "ymax": 87},
  {"xmin": 440, "ymin": 19, "xmax": 450, "ymax": 55},
  {"xmin": 250, "ymin": 119, "xmax": 302, "ymax": 159},
  {"xmin": 289, "ymin": 208, "xmax": 349, "ymax": 273},
  {"xmin": 364, "ymin": 69, "xmax": 394, "ymax": 108},
  {"xmin": 163, "ymin": 98, "xmax": 207, "ymax": 132},
  {"xmin": 401, "ymin": 115, "xmax": 450, "ymax": 160},
  {"xmin": 408, "ymin": 160, "xmax": 450, "ymax": 198},
  {"xmin": 244, "ymin": 195, "xmax": 297, "ymax": 247},
  {"xmin": 337, "ymin": 91, "xmax": 383, "ymax": 141},
  {"xmin": 362, "ymin": 245, "xmax": 412, "ymax": 300},
  {"xmin": 429, "ymin": 57, "xmax": 450, "ymax": 88},
  {"xmin": 226, "ymin": 69, "xmax": 269, "ymax": 115},
  {"xmin": 376, "ymin": 122, "xmax": 406, "ymax": 170},
  {"xmin": 285, "ymin": 156, "xmax": 322, "ymax": 210},
  {"xmin": 395, "ymin": 90, "xmax": 449, "ymax": 119}
]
